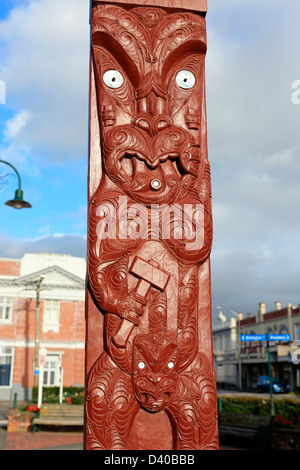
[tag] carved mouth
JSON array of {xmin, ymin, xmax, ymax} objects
[
  {"xmin": 126, "ymin": 151, "xmax": 175, "ymax": 171},
  {"xmin": 103, "ymin": 125, "xmax": 201, "ymax": 205},
  {"xmin": 121, "ymin": 152, "xmax": 187, "ymax": 176},
  {"xmin": 104, "ymin": 125, "xmax": 201, "ymax": 177},
  {"xmin": 120, "ymin": 153, "xmax": 186, "ymax": 185}
]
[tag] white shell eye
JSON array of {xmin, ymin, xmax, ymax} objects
[
  {"xmin": 138, "ymin": 361, "xmax": 146, "ymax": 370},
  {"xmin": 167, "ymin": 361, "xmax": 174, "ymax": 369},
  {"xmin": 176, "ymin": 70, "xmax": 196, "ymax": 89},
  {"xmin": 103, "ymin": 70, "xmax": 124, "ymax": 88},
  {"xmin": 150, "ymin": 179, "xmax": 162, "ymax": 190}
]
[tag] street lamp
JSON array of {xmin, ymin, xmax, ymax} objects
[
  {"xmin": 0, "ymin": 159, "xmax": 32, "ymax": 209},
  {"xmin": 231, "ymin": 310, "xmax": 242, "ymax": 391}
]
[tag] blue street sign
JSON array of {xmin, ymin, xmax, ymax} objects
[
  {"xmin": 268, "ymin": 334, "xmax": 291, "ymax": 342},
  {"xmin": 240, "ymin": 334, "xmax": 291, "ymax": 342},
  {"xmin": 240, "ymin": 334, "xmax": 266, "ymax": 341}
]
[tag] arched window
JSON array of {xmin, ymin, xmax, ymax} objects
[
  {"xmin": 279, "ymin": 325, "xmax": 289, "ymax": 335},
  {"xmin": 279, "ymin": 325, "xmax": 289, "ymax": 343}
]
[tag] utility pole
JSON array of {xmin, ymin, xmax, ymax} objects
[
  {"xmin": 236, "ymin": 316, "xmax": 242, "ymax": 390},
  {"xmin": 266, "ymin": 333, "xmax": 275, "ymax": 417},
  {"xmin": 34, "ymin": 277, "xmax": 44, "ymax": 387},
  {"xmin": 231, "ymin": 310, "xmax": 242, "ymax": 390}
]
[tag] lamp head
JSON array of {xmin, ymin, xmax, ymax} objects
[{"xmin": 5, "ymin": 189, "xmax": 32, "ymax": 209}]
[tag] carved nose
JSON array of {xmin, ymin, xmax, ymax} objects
[
  {"xmin": 147, "ymin": 91, "xmax": 163, "ymax": 117},
  {"xmin": 132, "ymin": 114, "xmax": 173, "ymax": 136},
  {"xmin": 148, "ymin": 373, "xmax": 162, "ymax": 385}
]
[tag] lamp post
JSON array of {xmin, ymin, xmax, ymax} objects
[
  {"xmin": 231, "ymin": 310, "xmax": 242, "ymax": 390},
  {"xmin": 0, "ymin": 159, "xmax": 32, "ymax": 209},
  {"xmin": 34, "ymin": 276, "xmax": 44, "ymax": 387},
  {"xmin": 266, "ymin": 333, "xmax": 275, "ymax": 417}
]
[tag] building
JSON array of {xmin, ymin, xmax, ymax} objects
[
  {"xmin": 0, "ymin": 253, "xmax": 86, "ymax": 401},
  {"xmin": 212, "ymin": 310, "xmax": 242, "ymax": 389},
  {"xmin": 213, "ymin": 302, "xmax": 300, "ymax": 391}
]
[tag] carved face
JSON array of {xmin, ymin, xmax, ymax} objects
[
  {"xmin": 92, "ymin": 6, "xmax": 207, "ymax": 207},
  {"xmin": 132, "ymin": 335, "xmax": 179, "ymax": 412}
]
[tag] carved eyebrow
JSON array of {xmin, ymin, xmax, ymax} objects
[
  {"xmin": 153, "ymin": 12, "xmax": 206, "ymax": 69},
  {"xmin": 161, "ymin": 41, "xmax": 206, "ymax": 83},
  {"xmin": 92, "ymin": 33, "xmax": 140, "ymax": 89},
  {"xmin": 135, "ymin": 345, "xmax": 156, "ymax": 365}
]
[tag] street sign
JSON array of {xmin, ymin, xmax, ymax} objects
[
  {"xmin": 268, "ymin": 334, "xmax": 291, "ymax": 341},
  {"xmin": 240, "ymin": 334, "xmax": 291, "ymax": 342},
  {"xmin": 240, "ymin": 334, "xmax": 266, "ymax": 341}
]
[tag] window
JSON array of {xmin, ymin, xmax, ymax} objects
[
  {"xmin": 43, "ymin": 354, "xmax": 61, "ymax": 386},
  {"xmin": 0, "ymin": 345, "xmax": 13, "ymax": 386},
  {"xmin": 225, "ymin": 334, "xmax": 230, "ymax": 352},
  {"xmin": 0, "ymin": 297, "xmax": 13, "ymax": 322},
  {"xmin": 43, "ymin": 300, "xmax": 60, "ymax": 333},
  {"xmin": 294, "ymin": 323, "xmax": 300, "ymax": 341},
  {"xmin": 279, "ymin": 325, "xmax": 289, "ymax": 335}
]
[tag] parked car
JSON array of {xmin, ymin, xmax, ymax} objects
[{"xmin": 256, "ymin": 376, "xmax": 289, "ymax": 394}]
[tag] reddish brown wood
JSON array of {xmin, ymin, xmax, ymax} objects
[
  {"xmin": 95, "ymin": 0, "xmax": 208, "ymax": 14},
  {"xmin": 85, "ymin": 1, "xmax": 218, "ymax": 450}
]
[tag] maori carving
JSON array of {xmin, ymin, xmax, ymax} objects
[{"xmin": 86, "ymin": 2, "xmax": 218, "ymax": 450}]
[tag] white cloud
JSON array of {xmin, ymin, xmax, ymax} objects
[
  {"xmin": 0, "ymin": 0, "xmax": 90, "ymax": 162},
  {"xmin": 0, "ymin": 233, "xmax": 87, "ymax": 259},
  {"xmin": 3, "ymin": 110, "xmax": 32, "ymax": 140}
]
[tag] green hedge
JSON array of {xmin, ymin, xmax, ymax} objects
[
  {"xmin": 32, "ymin": 386, "xmax": 84, "ymax": 405},
  {"xmin": 218, "ymin": 395, "xmax": 300, "ymax": 425}
]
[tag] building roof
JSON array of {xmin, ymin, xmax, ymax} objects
[{"xmin": 0, "ymin": 265, "xmax": 85, "ymax": 290}]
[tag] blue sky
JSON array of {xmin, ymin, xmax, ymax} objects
[
  {"xmin": 0, "ymin": 0, "xmax": 90, "ymax": 257},
  {"xmin": 0, "ymin": 0, "xmax": 300, "ymax": 320}
]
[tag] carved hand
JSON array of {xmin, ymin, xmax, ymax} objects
[{"xmin": 116, "ymin": 291, "xmax": 145, "ymax": 326}]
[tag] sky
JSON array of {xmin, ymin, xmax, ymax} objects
[{"xmin": 0, "ymin": 0, "xmax": 299, "ymax": 322}]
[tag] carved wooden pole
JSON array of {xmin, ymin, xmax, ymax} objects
[{"xmin": 85, "ymin": 0, "xmax": 218, "ymax": 450}]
